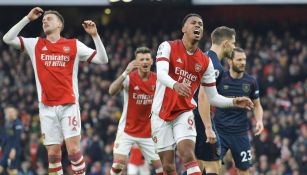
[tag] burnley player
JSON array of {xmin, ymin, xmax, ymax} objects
[
  {"xmin": 3, "ymin": 7, "xmax": 108, "ymax": 175},
  {"xmin": 151, "ymin": 13, "xmax": 254, "ymax": 175},
  {"xmin": 195, "ymin": 26, "xmax": 236, "ymax": 175},
  {"xmin": 109, "ymin": 47, "xmax": 163, "ymax": 175},
  {"xmin": 213, "ymin": 48, "xmax": 264, "ymax": 175}
]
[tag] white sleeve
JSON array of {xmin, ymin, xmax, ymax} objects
[
  {"xmin": 203, "ymin": 86, "xmax": 234, "ymax": 108},
  {"xmin": 201, "ymin": 59, "xmax": 216, "ymax": 86},
  {"xmin": 77, "ymin": 35, "xmax": 108, "ymax": 64},
  {"xmin": 156, "ymin": 41, "xmax": 177, "ymax": 89},
  {"xmin": 3, "ymin": 16, "xmax": 30, "ymax": 49},
  {"xmin": 122, "ymin": 76, "xmax": 129, "ymax": 89}
]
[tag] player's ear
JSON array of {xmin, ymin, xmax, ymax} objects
[
  {"xmin": 182, "ymin": 25, "xmax": 186, "ymax": 33},
  {"xmin": 222, "ymin": 40, "xmax": 228, "ymax": 49},
  {"xmin": 227, "ymin": 57, "xmax": 232, "ymax": 66}
]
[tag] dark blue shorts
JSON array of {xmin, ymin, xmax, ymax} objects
[
  {"xmin": 219, "ymin": 133, "xmax": 252, "ymax": 170},
  {"xmin": 194, "ymin": 113, "xmax": 221, "ymax": 161}
]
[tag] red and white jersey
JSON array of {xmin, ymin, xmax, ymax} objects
[
  {"xmin": 118, "ymin": 70, "xmax": 156, "ymax": 138},
  {"xmin": 152, "ymin": 40, "xmax": 216, "ymax": 121},
  {"xmin": 19, "ymin": 37, "xmax": 96, "ymax": 106}
]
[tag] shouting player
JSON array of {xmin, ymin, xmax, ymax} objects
[{"xmin": 151, "ymin": 13, "xmax": 254, "ymax": 175}]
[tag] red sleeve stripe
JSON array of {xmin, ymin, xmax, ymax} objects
[
  {"xmin": 18, "ymin": 36, "xmax": 24, "ymax": 51},
  {"xmin": 87, "ymin": 50, "xmax": 97, "ymax": 63},
  {"xmin": 156, "ymin": 57, "xmax": 169, "ymax": 62},
  {"xmin": 201, "ymin": 82, "xmax": 216, "ymax": 86}
]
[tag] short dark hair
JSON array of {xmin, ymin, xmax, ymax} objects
[
  {"xmin": 44, "ymin": 10, "xmax": 65, "ymax": 31},
  {"xmin": 134, "ymin": 47, "xmax": 152, "ymax": 57},
  {"xmin": 229, "ymin": 47, "xmax": 245, "ymax": 60},
  {"xmin": 211, "ymin": 26, "xmax": 236, "ymax": 45},
  {"xmin": 182, "ymin": 13, "xmax": 203, "ymax": 27}
]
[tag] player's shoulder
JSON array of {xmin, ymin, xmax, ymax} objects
[
  {"xmin": 150, "ymin": 71, "xmax": 157, "ymax": 77},
  {"xmin": 243, "ymin": 73, "xmax": 257, "ymax": 84},
  {"xmin": 129, "ymin": 70, "xmax": 139, "ymax": 78}
]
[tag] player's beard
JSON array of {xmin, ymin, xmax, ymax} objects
[{"xmin": 232, "ymin": 64, "xmax": 245, "ymax": 73}]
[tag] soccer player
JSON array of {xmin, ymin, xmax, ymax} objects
[
  {"xmin": 151, "ymin": 13, "xmax": 254, "ymax": 175},
  {"xmin": 108, "ymin": 47, "xmax": 163, "ymax": 175},
  {"xmin": 213, "ymin": 48, "xmax": 264, "ymax": 175},
  {"xmin": 2, "ymin": 7, "xmax": 108, "ymax": 175},
  {"xmin": 0, "ymin": 106, "xmax": 23, "ymax": 175},
  {"xmin": 195, "ymin": 26, "xmax": 236, "ymax": 175}
]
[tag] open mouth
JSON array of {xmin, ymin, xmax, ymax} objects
[
  {"xmin": 143, "ymin": 65, "xmax": 149, "ymax": 69},
  {"xmin": 193, "ymin": 29, "xmax": 201, "ymax": 37}
]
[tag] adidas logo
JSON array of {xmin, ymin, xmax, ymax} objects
[
  {"xmin": 134, "ymin": 86, "xmax": 140, "ymax": 91},
  {"xmin": 42, "ymin": 46, "xmax": 48, "ymax": 51},
  {"xmin": 176, "ymin": 58, "xmax": 183, "ymax": 63}
]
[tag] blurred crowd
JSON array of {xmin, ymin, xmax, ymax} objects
[{"xmin": 0, "ymin": 20, "xmax": 306, "ymax": 175}]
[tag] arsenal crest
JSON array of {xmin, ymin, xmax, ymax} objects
[
  {"xmin": 63, "ymin": 46, "xmax": 70, "ymax": 53},
  {"xmin": 195, "ymin": 63, "xmax": 201, "ymax": 72},
  {"xmin": 242, "ymin": 83, "xmax": 250, "ymax": 93},
  {"xmin": 152, "ymin": 136, "xmax": 157, "ymax": 143}
]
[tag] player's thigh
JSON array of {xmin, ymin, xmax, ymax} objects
[
  {"xmin": 195, "ymin": 126, "xmax": 222, "ymax": 162},
  {"xmin": 218, "ymin": 134, "xmax": 231, "ymax": 160},
  {"xmin": 151, "ymin": 113, "xmax": 175, "ymax": 152},
  {"xmin": 113, "ymin": 131, "xmax": 135, "ymax": 156},
  {"xmin": 59, "ymin": 103, "xmax": 81, "ymax": 140},
  {"xmin": 173, "ymin": 111, "xmax": 196, "ymax": 144},
  {"xmin": 138, "ymin": 138, "xmax": 160, "ymax": 162},
  {"xmin": 228, "ymin": 135, "xmax": 252, "ymax": 171},
  {"xmin": 39, "ymin": 103, "xmax": 63, "ymax": 145}
]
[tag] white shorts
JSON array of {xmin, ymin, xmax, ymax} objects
[
  {"xmin": 39, "ymin": 103, "xmax": 81, "ymax": 145},
  {"xmin": 113, "ymin": 131, "xmax": 160, "ymax": 162},
  {"xmin": 151, "ymin": 111, "xmax": 196, "ymax": 153},
  {"xmin": 127, "ymin": 162, "xmax": 150, "ymax": 175}
]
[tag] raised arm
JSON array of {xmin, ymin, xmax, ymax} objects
[
  {"xmin": 3, "ymin": 7, "xmax": 43, "ymax": 49},
  {"xmin": 109, "ymin": 60, "xmax": 140, "ymax": 96},
  {"xmin": 82, "ymin": 20, "xmax": 108, "ymax": 64}
]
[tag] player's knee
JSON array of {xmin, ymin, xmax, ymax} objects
[
  {"xmin": 46, "ymin": 145, "xmax": 62, "ymax": 156},
  {"xmin": 0, "ymin": 166, "xmax": 4, "ymax": 173},
  {"xmin": 178, "ymin": 149, "xmax": 195, "ymax": 163},
  {"xmin": 48, "ymin": 154, "xmax": 61, "ymax": 163},
  {"xmin": 162, "ymin": 163, "xmax": 176, "ymax": 173}
]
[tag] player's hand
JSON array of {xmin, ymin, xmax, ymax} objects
[
  {"xmin": 27, "ymin": 7, "xmax": 44, "ymax": 21},
  {"xmin": 82, "ymin": 20, "xmax": 98, "ymax": 37},
  {"xmin": 173, "ymin": 82, "xmax": 191, "ymax": 98},
  {"xmin": 205, "ymin": 127, "xmax": 217, "ymax": 144},
  {"xmin": 233, "ymin": 97, "xmax": 254, "ymax": 110},
  {"xmin": 9, "ymin": 148, "xmax": 16, "ymax": 160},
  {"xmin": 125, "ymin": 60, "xmax": 141, "ymax": 74},
  {"xmin": 254, "ymin": 121, "xmax": 264, "ymax": 136}
]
